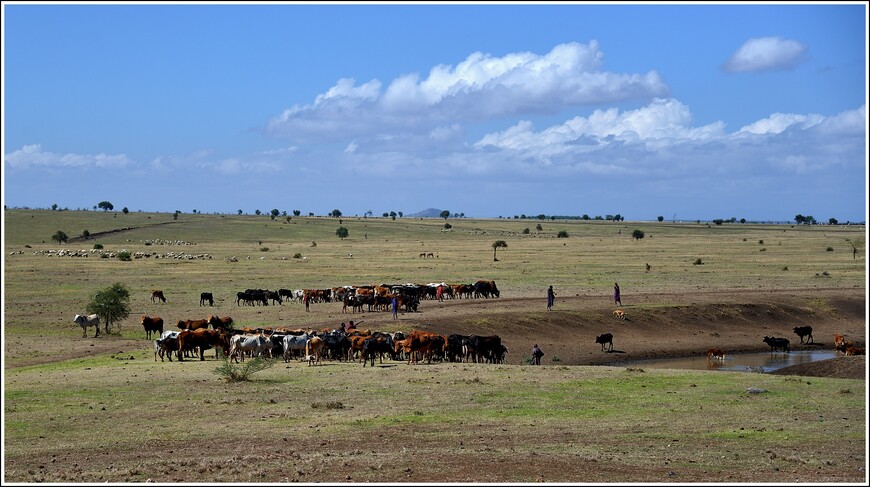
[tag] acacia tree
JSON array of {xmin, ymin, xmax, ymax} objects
[
  {"xmin": 492, "ymin": 240, "xmax": 507, "ymax": 261},
  {"xmin": 51, "ymin": 230, "xmax": 69, "ymax": 244},
  {"xmin": 85, "ymin": 283, "xmax": 131, "ymax": 334},
  {"xmin": 97, "ymin": 201, "xmax": 114, "ymax": 211},
  {"xmin": 440, "ymin": 210, "xmax": 451, "ymax": 220},
  {"xmin": 632, "ymin": 229, "xmax": 645, "ymax": 241},
  {"xmin": 336, "ymin": 227, "xmax": 349, "ymax": 239}
]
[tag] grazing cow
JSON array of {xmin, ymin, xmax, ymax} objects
[
  {"xmin": 596, "ymin": 333, "xmax": 614, "ymax": 352},
  {"xmin": 140, "ymin": 315, "xmax": 164, "ymax": 339},
  {"xmin": 792, "ymin": 326, "xmax": 813, "ymax": 344},
  {"xmin": 306, "ymin": 336, "xmax": 324, "ymax": 366},
  {"xmin": 762, "ymin": 336, "xmax": 791, "ymax": 353},
  {"xmin": 73, "ymin": 314, "xmax": 100, "ymax": 338},
  {"xmin": 200, "ymin": 292, "xmax": 214, "ymax": 306},
  {"xmin": 613, "ymin": 310, "xmax": 626, "ymax": 320},
  {"xmin": 706, "ymin": 348, "xmax": 726, "ymax": 361},
  {"xmin": 151, "ymin": 290, "xmax": 166, "ymax": 303},
  {"xmin": 278, "ymin": 288, "xmax": 295, "ymax": 301},
  {"xmin": 834, "ymin": 334, "xmax": 847, "ymax": 349},
  {"xmin": 228, "ymin": 334, "xmax": 271, "ymax": 363}
]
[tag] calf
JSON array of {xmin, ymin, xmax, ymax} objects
[
  {"xmin": 613, "ymin": 309, "xmax": 626, "ymax": 320},
  {"xmin": 200, "ymin": 292, "xmax": 214, "ymax": 306},
  {"xmin": 706, "ymin": 348, "xmax": 726, "ymax": 361},
  {"xmin": 762, "ymin": 336, "xmax": 790, "ymax": 353},
  {"xmin": 151, "ymin": 289, "xmax": 166, "ymax": 303},
  {"xmin": 596, "ymin": 333, "xmax": 613, "ymax": 352},
  {"xmin": 793, "ymin": 326, "xmax": 813, "ymax": 344},
  {"xmin": 844, "ymin": 345, "xmax": 865, "ymax": 356},
  {"xmin": 834, "ymin": 334, "xmax": 847, "ymax": 349}
]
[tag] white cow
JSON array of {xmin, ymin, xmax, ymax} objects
[
  {"xmin": 228, "ymin": 334, "xmax": 271, "ymax": 363},
  {"xmin": 73, "ymin": 314, "xmax": 100, "ymax": 338},
  {"xmin": 282, "ymin": 333, "xmax": 310, "ymax": 362}
]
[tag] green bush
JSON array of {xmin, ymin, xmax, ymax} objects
[
  {"xmin": 213, "ymin": 356, "xmax": 275, "ymax": 382},
  {"xmin": 557, "ymin": 230, "xmax": 569, "ymax": 238},
  {"xmin": 259, "ymin": 247, "xmax": 269, "ymax": 252},
  {"xmin": 93, "ymin": 243, "xmax": 103, "ymax": 249},
  {"xmin": 293, "ymin": 253, "xmax": 303, "ymax": 259},
  {"xmin": 116, "ymin": 250, "xmax": 132, "ymax": 261}
]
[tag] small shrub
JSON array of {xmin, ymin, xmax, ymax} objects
[
  {"xmin": 311, "ymin": 241, "xmax": 317, "ymax": 247},
  {"xmin": 214, "ymin": 356, "xmax": 275, "ymax": 382},
  {"xmin": 293, "ymin": 253, "xmax": 303, "ymax": 259},
  {"xmin": 444, "ymin": 223, "xmax": 452, "ymax": 230},
  {"xmin": 760, "ymin": 248, "xmax": 767, "ymax": 252},
  {"xmin": 826, "ymin": 247, "xmax": 834, "ymax": 252},
  {"xmin": 259, "ymin": 247, "xmax": 269, "ymax": 252},
  {"xmin": 116, "ymin": 250, "xmax": 132, "ymax": 261},
  {"xmin": 550, "ymin": 355, "xmax": 560, "ymax": 363},
  {"xmin": 557, "ymin": 230, "xmax": 569, "ymax": 238},
  {"xmin": 758, "ymin": 239, "xmax": 764, "ymax": 245},
  {"xmin": 522, "ymin": 228, "xmax": 530, "ymax": 234},
  {"xmin": 693, "ymin": 258, "xmax": 704, "ymax": 265},
  {"xmin": 782, "ymin": 266, "xmax": 788, "ymax": 271},
  {"xmin": 311, "ymin": 401, "xmax": 344, "ymax": 410},
  {"xmin": 144, "ymin": 241, "xmax": 152, "ymax": 246},
  {"xmin": 93, "ymin": 243, "xmax": 103, "ymax": 249}
]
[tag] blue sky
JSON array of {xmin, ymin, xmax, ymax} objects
[{"xmin": 3, "ymin": 2, "xmax": 867, "ymax": 221}]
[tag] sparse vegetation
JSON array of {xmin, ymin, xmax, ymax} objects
[{"xmin": 213, "ymin": 356, "xmax": 275, "ymax": 382}]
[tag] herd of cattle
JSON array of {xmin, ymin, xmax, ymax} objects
[
  {"xmin": 146, "ymin": 318, "xmax": 508, "ymax": 368},
  {"xmin": 758, "ymin": 326, "xmax": 865, "ymax": 356},
  {"xmin": 148, "ymin": 280, "xmax": 501, "ymax": 315}
]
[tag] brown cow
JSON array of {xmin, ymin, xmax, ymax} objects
[
  {"xmin": 306, "ymin": 336, "xmax": 324, "ymax": 366},
  {"xmin": 706, "ymin": 348, "xmax": 725, "ymax": 361},
  {"xmin": 177, "ymin": 328, "xmax": 228, "ymax": 361},
  {"xmin": 207, "ymin": 315, "xmax": 234, "ymax": 330},
  {"xmin": 151, "ymin": 289, "xmax": 166, "ymax": 303},
  {"xmin": 177, "ymin": 318, "xmax": 209, "ymax": 331}
]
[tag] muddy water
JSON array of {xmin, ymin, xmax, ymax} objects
[{"xmin": 617, "ymin": 350, "xmax": 838, "ymax": 373}]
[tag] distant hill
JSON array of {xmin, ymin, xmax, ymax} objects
[{"xmin": 406, "ymin": 208, "xmax": 445, "ymax": 218}]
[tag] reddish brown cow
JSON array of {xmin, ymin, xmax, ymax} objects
[{"xmin": 177, "ymin": 318, "xmax": 209, "ymax": 331}]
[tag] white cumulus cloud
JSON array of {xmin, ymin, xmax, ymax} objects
[
  {"xmin": 266, "ymin": 41, "xmax": 668, "ymax": 143},
  {"xmin": 723, "ymin": 36, "xmax": 808, "ymax": 73},
  {"xmin": 4, "ymin": 144, "xmax": 133, "ymax": 169}
]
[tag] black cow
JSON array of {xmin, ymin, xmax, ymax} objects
[
  {"xmin": 140, "ymin": 315, "xmax": 164, "ymax": 340},
  {"xmin": 278, "ymin": 288, "xmax": 294, "ymax": 301},
  {"xmin": 200, "ymin": 292, "xmax": 214, "ymax": 306},
  {"xmin": 596, "ymin": 333, "xmax": 614, "ymax": 352},
  {"xmin": 763, "ymin": 336, "xmax": 790, "ymax": 353},
  {"xmin": 793, "ymin": 326, "xmax": 813, "ymax": 344},
  {"xmin": 362, "ymin": 335, "xmax": 394, "ymax": 367},
  {"xmin": 466, "ymin": 335, "xmax": 502, "ymax": 363},
  {"xmin": 323, "ymin": 333, "xmax": 351, "ymax": 361},
  {"xmin": 446, "ymin": 334, "xmax": 469, "ymax": 363}
]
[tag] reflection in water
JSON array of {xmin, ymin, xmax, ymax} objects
[{"xmin": 618, "ymin": 350, "xmax": 838, "ymax": 373}]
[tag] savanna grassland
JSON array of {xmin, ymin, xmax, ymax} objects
[{"xmin": 3, "ymin": 209, "xmax": 867, "ymax": 483}]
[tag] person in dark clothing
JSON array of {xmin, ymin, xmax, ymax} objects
[
  {"xmin": 613, "ymin": 283, "xmax": 621, "ymax": 306},
  {"xmin": 547, "ymin": 286, "xmax": 556, "ymax": 311},
  {"xmin": 531, "ymin": 344, "xmax": 544, "ymax": 365}
]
